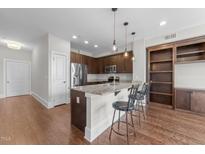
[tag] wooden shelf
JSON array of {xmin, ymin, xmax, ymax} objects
[
  {"xmin": 177, "ymin": 50, "xmax": 205, "ymax": 56},
  {"xmin": 150, "ymin": 59, "xmax": 172, "ymax": 63},
  {"xmin": 150, "ymin": 91, "xmax": 173, "ymax": 96},
  {"xmin": 176, "ymin": 59, "xmax": 205, "ymax": 64},
  {"xmin": 148, "ymin": 46, "xmax": 174, "ymax": 106},
  {"xmin": 150, "ymin": 81, "xmax": 172, "ymax": 84},
  {"xmin": 150, "ymin": 71, "xmax": 173, "ymax": 73}
]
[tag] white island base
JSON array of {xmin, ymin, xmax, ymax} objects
[{"xmin": 84, "ymin": 88, "xmax": 129, "ymax": 142}]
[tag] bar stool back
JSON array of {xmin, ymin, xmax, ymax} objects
[{"xmin": 134, "ymin": 83, "xmax": 149, "ymax": 124}]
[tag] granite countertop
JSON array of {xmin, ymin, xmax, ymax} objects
[{"xmin": 72, "ymin": 81, "xmax": 142, "ymax": 95}]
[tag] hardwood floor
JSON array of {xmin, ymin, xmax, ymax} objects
[{"xmin": 1, "ymin": 95, "xmax": 205, "ymax": 144}]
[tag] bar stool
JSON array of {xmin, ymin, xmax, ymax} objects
[
  {"xmin": 109, "ymin": 84, "xmax": 140, "ymax": 144},
  {"xmin": 133, "ymin": 83, "xmax": 149, "ymax": 126}
]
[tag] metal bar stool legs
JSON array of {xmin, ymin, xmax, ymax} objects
[
  {"xmin": 125, "ymin": 111, "xmax": 129, "ymax": 143},
  {"xmin": 137, "ymin": 102, "xmax": 141, "ymax": 127},
  {"xmin": 109, "ymin": 109, "xmax": 116, "ymax": 140},
  {"xmin": 118, "ymin": 110, "xmax": 120, "ymax": 130},
  {"xmin": 109, "ymin": 110, "xmax": 136, "ymax": 144},
  {"xmin": 130, "ymin": 111, "xmax": 136, "ymax": 137},
  {"xmin": 140, "ymin": 100, "xmax": 146, "ymax": 120}
]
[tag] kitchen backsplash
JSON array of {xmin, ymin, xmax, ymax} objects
[{"xmin": 87, "ymin": 73, "xmax": 133, "ymax": 82}]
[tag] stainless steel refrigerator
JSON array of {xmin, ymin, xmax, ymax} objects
[{"xmin": 71, "ymin": 63, "xmax": 87, "ymax": 88}]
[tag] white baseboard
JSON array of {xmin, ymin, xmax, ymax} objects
[
  {"xmin": 0, "ymin": 94, "xmax": 4, "ymax": 99},
  {"xmin": 31, "ymin": 91, "xmax": 52, "ymax": 109},
  {"xmin": 84, "ymin": 113, "xmax": 125, "ymax": 142},
  {"xmin": 66, "ymin": 98, "xmax": 71, "ymax": 104}
]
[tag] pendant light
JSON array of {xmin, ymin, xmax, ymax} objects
[
  {"xmin": 112, "ymin": 8, "xmax": 117, "ymax": 51},
  {"xmin": 123, "ymin": 22, "xmax": 128, "ymax": 57},
  {"xmin": 131, "ymin": 32, "xmax": 136, "ymax": 61}
]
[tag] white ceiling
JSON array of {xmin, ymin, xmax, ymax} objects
[{"xmin": 1, "ymin": 8, "xmax": 205, "ymax": 53}]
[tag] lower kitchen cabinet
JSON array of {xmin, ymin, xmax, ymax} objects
[{"xmin": 176, "ymin": 88, "xmax": 205, "ymax": 113}]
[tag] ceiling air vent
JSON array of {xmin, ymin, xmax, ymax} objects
[{"xmin": 164, "ymin": 33, "xmax": 176, "ymax": 40}]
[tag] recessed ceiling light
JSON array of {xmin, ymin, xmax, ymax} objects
[
  {"xmin": 94, "ymin": 45, "xmax": 98, "ymax": 48},
  {"xmin": 72, "ymin": 35, "xmax": 77, "ymax": 39},
  {"xmin": 1, "ymin": 39, "xmax": 24, "ymax": 50},
  {"xmin": 160, "ymin": 21, "xmax": 167, "ymax": 26},
  {"xmin": 84, "ymin": 40, "xmax": 89, "ymax": 44}
]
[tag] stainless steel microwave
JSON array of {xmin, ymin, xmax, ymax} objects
[{"xmin": 104, "ymin": 65, "xmax": 117, "ymax": 73}]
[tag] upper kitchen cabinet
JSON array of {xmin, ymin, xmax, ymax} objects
[
  {"xmin": 101, "ymin": 51, "xmax": 133, "ymax": 73},
  {"xmin": 70, "ymin": 52, "xmax": 97, "ymax": 74},
  {"xmin": 124, "ymin": 51, "xmax": 133, "ymax": 73},
  {"xmin": 70, "ymin": 52, "xmax": 83, "ymax": 63},
  {"xmin": 70, "ymin": 51, "xmax": 133, "ymax": 74},
  {"xmin": 97, "ymin": 58, "xmax": 104, "ymax": 74},
  {"xmin": 88, "ymin": 57, "xmax": 98, "ymax": 74},
  {"xmin": 70, "ymin": 52, "xmax": 77, "ymax": 63}
]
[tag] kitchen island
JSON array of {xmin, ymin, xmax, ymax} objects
[{"xmin": 71, "ymin": 82, "xmax": 139, "ymax": 142}]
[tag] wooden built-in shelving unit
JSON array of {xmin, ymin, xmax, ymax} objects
[
  {"xmin": 147, "ymin": 35, "xmax": 205, "ymax": 109},
  {"xmin": 147, "ymin": 46, "xmax": 174, "ymax": 107},
  {"xmin": 150, "ymin": 59, "xmax": 172, "ymax": 63},
  {"xmin": 176, "ymin": 41, "xmax": 205, "ymax": 64}
]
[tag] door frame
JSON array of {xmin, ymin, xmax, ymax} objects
[
  {"xmin": 3, "ymin": 58, "xmax": 31, "ymax": 98},
  {"xmin": 51, "ymin": 51, "xmax": 69, "ymax": 106}
]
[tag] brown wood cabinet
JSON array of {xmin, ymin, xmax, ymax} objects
[
  {"xmin": 147, "ymin": 36, "xmax": 205, "ymax": 109},
  {"xmin": 191, "ymin": 91, "xmax": 205, "ymax": 113},
  {"xmin": 71, "ymin": 89, "xmax": 86, "ymax": 132},
  {"xmin": 176, "ymin": 88, "xmax": 205, "ymax": 113},
  {"xmin": 70, "ymin": 52, "xmax": 98, "ymax": 74},
  {"xmin": 97, "ymin": 58, "xmax": 104, "ymax": 74},
  {"xmin": 175, "ymin": 89, "xmax": 191, "ymax": 110},
  {"xmin": 147, "ymin": 45, "xmax": 174, "ymax": 107},
  {"xmin": 97, "ymin": 51, "xmax": 133, "ymax": 73},
  {"xmin": 70, "ymin": 51, "xmax": 133, "ymax": 74}
]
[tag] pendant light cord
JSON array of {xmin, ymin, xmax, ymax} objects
[
  {"xmin": 113, "ymin": 11, "xmax": 116, "ymax": 43},
  {"xmin": 125, "ymin": 25, "xmax": 127, "ymax": 51},
  {"xmin": 124, "ymin": 23, "xmax": 128, "ymax": 52},
  {"xmin": 131, "ymin": 32, "xmax": 135, "ymax": 51},
  {"xmin": 132, "ymin": 33, "xmax": 134, "ymax": 50}
]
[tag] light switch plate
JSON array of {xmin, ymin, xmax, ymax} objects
[{"xmin": 76, "ymin": 97, "xmax": 80, "ymax": 104}]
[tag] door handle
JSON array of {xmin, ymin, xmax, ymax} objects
[{"xmin": 6, "ymin": 81, "xmax": 10, "ymax": 84}]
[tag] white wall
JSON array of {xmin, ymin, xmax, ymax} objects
[
  {"xmin": 132, "ymin": 39, "xmax": 146, "ymax": 82},
  {"xmin": 31, "ymin": 34, "xmax": 49, "ymax": 107},
  {"xmin": 0, "ymin": 46, "xmax": 32, "ymax": 98},
  {"xmin": 146, "ymin": 24, "xmax": 205, "ymax": 47},
  {"xmin": 175, "ymin": 63, "xmax": 205, "ymax": 90},
  {"xmin": 48, "ymin": 34, "xmax": 70, "ymax": 106},
  {"xmin": 71, "ymin": 48, "xmax": 93, "ymax": 57},
  {"xmin": 92, "ymin": 43, "xmax": 132, "ymax": 58},
  {"xmin": 31, "ymin": 33, "xmax": 70, "ymax": 108}
]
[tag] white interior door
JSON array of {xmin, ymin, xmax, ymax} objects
[
  {"xmin": 52, "ymin": 53, "xmax": 68, "ymax": 106},
  {"xmin": 6, "ymin": 60, "xmax": 31, "ymax": 97}
]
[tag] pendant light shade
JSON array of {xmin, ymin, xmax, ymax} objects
[
  {"xmin": 112, "ymin": 8, "xmax": 117, "ymax": 51},
  {"xmin": 112, "ymin": 40, "xmax": 117, "ymax": 51},
  {"xmin": 123, "ymin": 22, "xmax": 128, "ymax": 57},
  {"xmin": 131, "ymin": 32, "xmax": 136, "ymax": 61}
]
